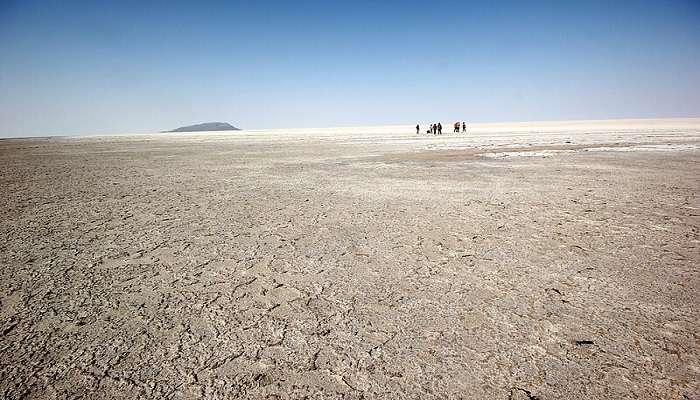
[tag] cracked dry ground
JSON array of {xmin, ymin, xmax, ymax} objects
[{"xmin": 0, "ymin": 133, "xmax": 699, "ymax": 399}]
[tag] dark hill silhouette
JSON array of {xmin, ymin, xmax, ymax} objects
[{"xmin": 166, "ymin": 122, "xmax": 240, "ymax": 132}]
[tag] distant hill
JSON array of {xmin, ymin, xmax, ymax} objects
[{"xmin": 166, "ymin": 122, "xmax": 241, "ymax": 132}]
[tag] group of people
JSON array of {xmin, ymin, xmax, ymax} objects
[{"xmin": 416, "ymin": 122, "xmax": 467, "ymax": 135}]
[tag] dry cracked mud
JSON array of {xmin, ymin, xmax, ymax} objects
[{"xmin": 1, "ymin": 121, "xmax": 699, "ymax": 399}]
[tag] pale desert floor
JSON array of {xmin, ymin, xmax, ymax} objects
[{"xmin": 1, "ymin": 119, "xmax": 699, "ymax": 399}]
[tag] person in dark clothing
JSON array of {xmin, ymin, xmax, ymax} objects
[
  {"xmin": 462, "ymin": 122, "xmax": 466, "ymax": 133},
  {"xmin": 437, "ymin": 123, "xmax": 442, "ymax": 135},
  {"xmin": 416, "ymin": 124, "xmax": 420, "ymax": 134}
]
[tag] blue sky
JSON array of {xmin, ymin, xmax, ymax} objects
[{"xmin": 1, "ymin": 0, "xmax": 699, "ymax": 136}]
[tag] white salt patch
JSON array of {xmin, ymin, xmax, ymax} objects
[
  {"xmin": 584, "ymin": 144, "xmax": 699, "ymax": 152},
  {"xmin": 480, "ymin": 150, "xmax": 575, "ymax": 159}
]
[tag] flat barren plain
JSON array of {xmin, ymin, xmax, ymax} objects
[{"xmin": 1, "ymin": 119, "xmax": 699, "ymax": 399}]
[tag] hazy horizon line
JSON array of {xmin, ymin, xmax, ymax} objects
[{"xmin": 2, "ymin": 115, "xmax": 700, "ymax": 139}]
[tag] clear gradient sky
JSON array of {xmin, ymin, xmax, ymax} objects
[{"xmin": 1, "ymin": 0, "xmax": 699, "ymax": 137}]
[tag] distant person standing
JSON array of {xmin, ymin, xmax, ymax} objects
[
  {"xmin": 453, "ymin": 122, "xmax": 460, "ymax": 133},
  {"xmin": 438, "ymin": 122, "xmax": 442, "ymax": 135},
  {"xmin": 462, "ymin": 122, "xmax": 466, "ymax": 133},
  {"xmin": 431, "ymin": 124, "xmax": 436, "ymax": 135},
  {"xmin": 416, "ymin": 124, "xmax": 420, "ymax": 134}
]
